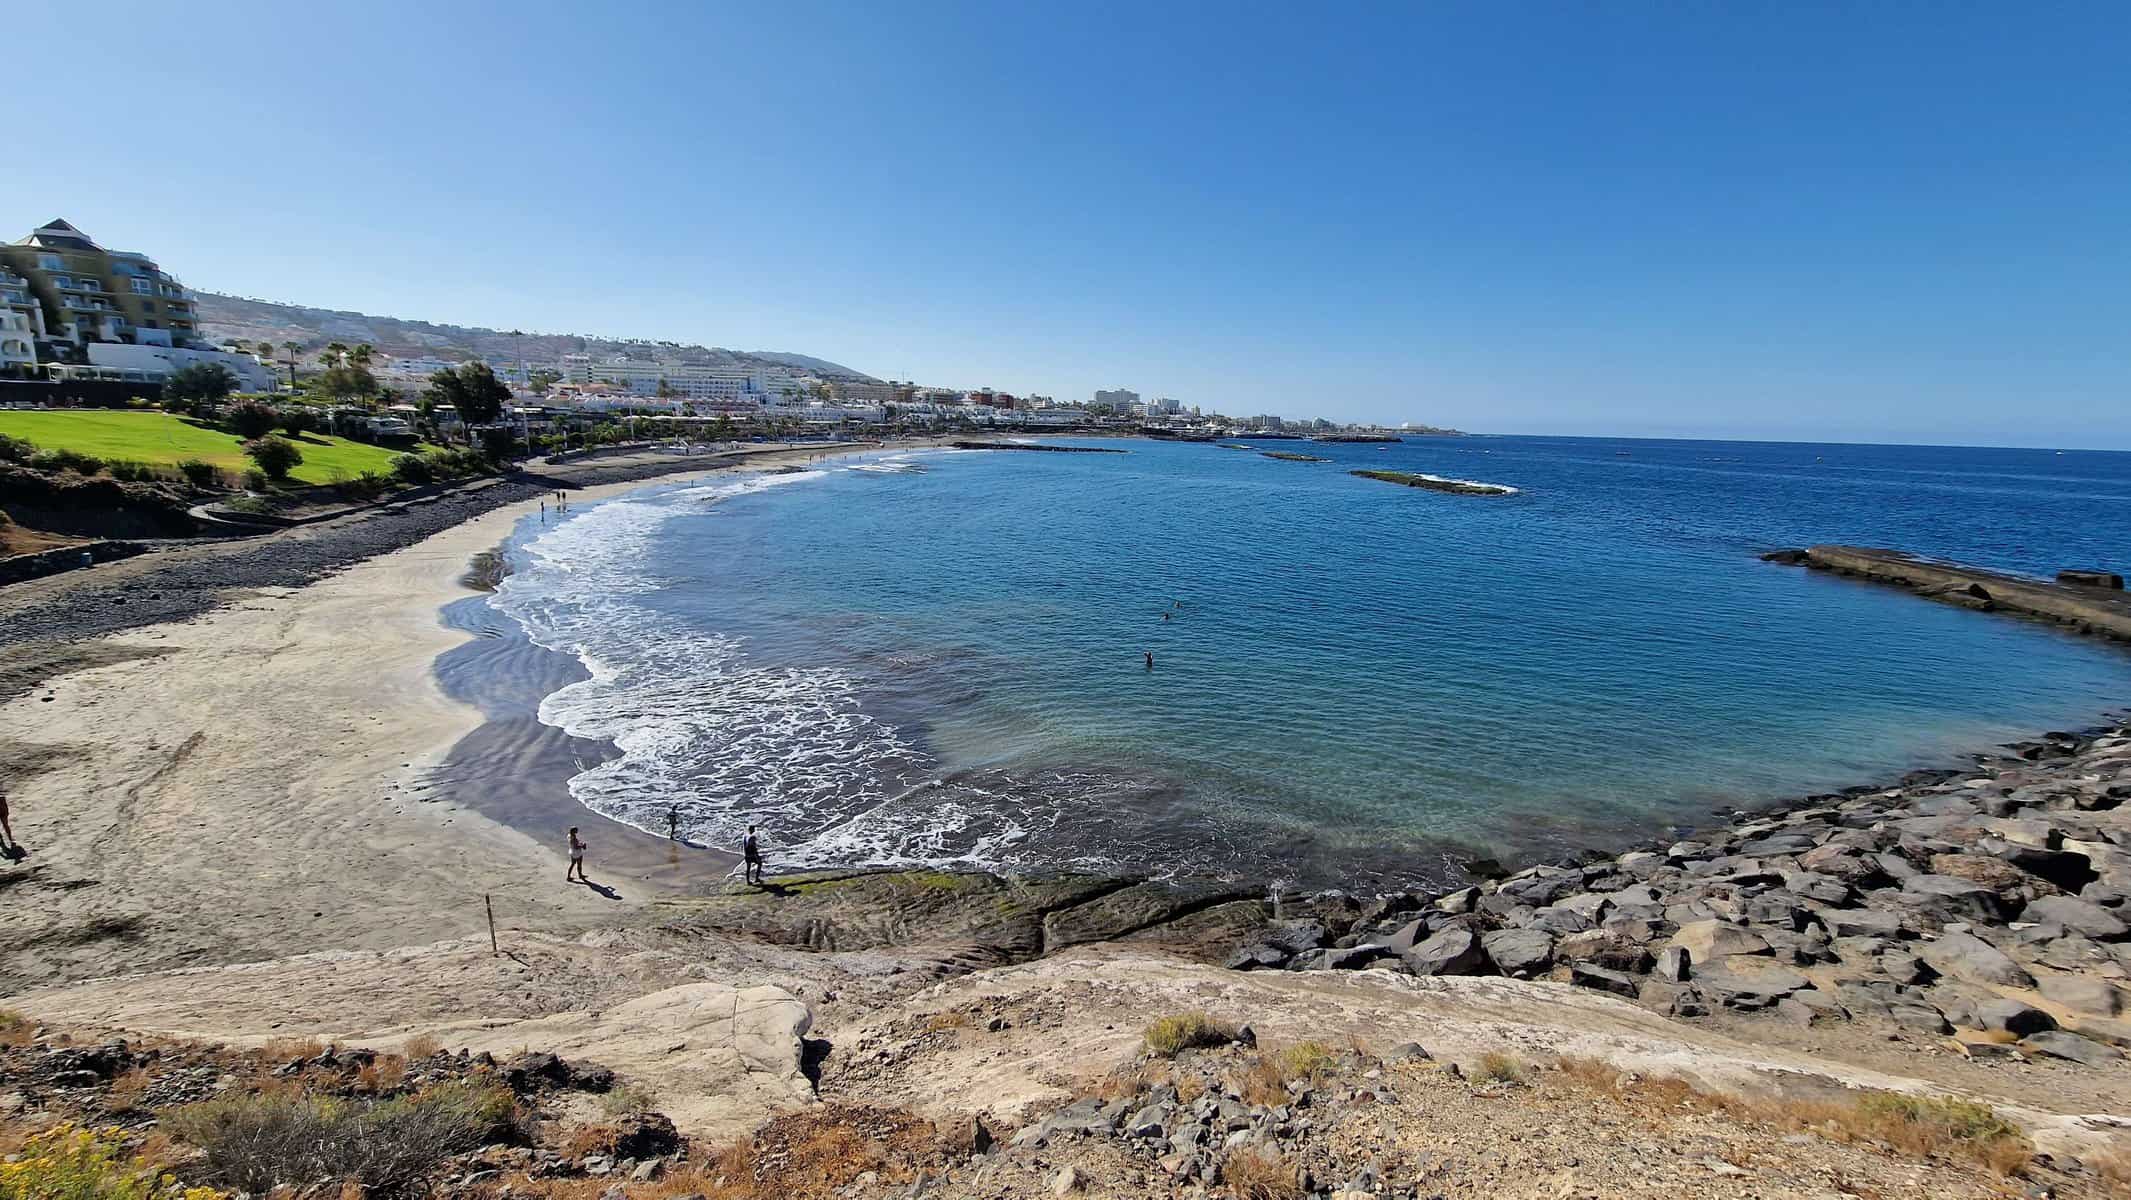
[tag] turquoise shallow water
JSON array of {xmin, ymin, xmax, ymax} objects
[{"xmin": 489, "ymin": 436, "xmax": 2131, "ymax": 889}]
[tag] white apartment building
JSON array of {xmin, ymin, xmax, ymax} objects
[
  {"xmin": 83, "ymin": 342, "xmax": 281, "ymax": 392},
  {"xmin": 560, "ymin": 354, "xmax": 769, "ymax": 406},
  {"xmin": 1094, "ymin": 387, "xmax": 1139, "ymax": 410}
]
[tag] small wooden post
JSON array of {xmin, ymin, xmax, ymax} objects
[{"xmin": 485, "ymin": 893, "xmax": 498, "ymax": 955}]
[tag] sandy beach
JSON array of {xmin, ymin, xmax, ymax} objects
[{"xmin": 0, "ymin": 443, "xmax": 906, "ymax": 993}]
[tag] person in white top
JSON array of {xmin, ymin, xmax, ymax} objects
[{"xmin": 566, "ymin": 826, "xmax": 587, "ymax": 882}]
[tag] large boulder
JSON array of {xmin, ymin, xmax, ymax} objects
[
  {"xmin": 1401, "ymin": 927, "xmax": 1486, "ymax": 976},
  {"xmin": 2024, "ymin": 895, "xmax": 2129, "ymax": 941},
  {"xmin": 1899, "ymin": 874, "xmax": 2009, "ymax": 922},
  {"xmin": 1917, "ymin": 931, "xmax": 2034, "ymax": 988},
  {"xmin": 1668, "ymin": 919, "xmax": 1770, "ymax": 963},
  {"xmin": 1974, "ymin": 998, "xmax": 2056, "ymax": 1037},
  {"xmin": 2036, "ymin": 973, "xmax": 2124, "ymax": 1017},
  {"xmin": 1480, "ymin": 928, "xmax": 1555, "ymax": 978},
  {"xmin": 1799, "ymin": 844, "xmax": 1880, "ymax": 883},
  {"xmin": 2022, "ymin": 1030, "xmax": 2122, "ymax": 1067}
]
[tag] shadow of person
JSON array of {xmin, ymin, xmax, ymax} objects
[{"xmin": 575, "ymin": 878, "xmax": 622, "ymax": 900}]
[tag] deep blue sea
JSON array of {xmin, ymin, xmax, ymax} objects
[{"xmin": 488, "ymin": 436, "xmax": 2131, "ymax": 890}]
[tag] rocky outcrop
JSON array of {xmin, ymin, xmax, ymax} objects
[
  {"xmin": 1253, "ymin": 723, "xmax": 2131, "ymax": 1068},
  {"xmin": 1765, "ymin": 546, "xmax": 2131, "ymax": 643}
]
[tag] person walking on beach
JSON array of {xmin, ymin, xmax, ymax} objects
[
  {"xmin": 742, "ymin": 824, "xmax": 764, "ymax": 885},
  {"xmin": 0, "ymin": 791, "xmax": 20, "ymax": 861},
  {"xmin": 565, "ymin": 826, "xmax": 587, "ymax": 882},
  {"xmin": 668, "ymin": 806, "xmax": 680, "ymax": 842}
]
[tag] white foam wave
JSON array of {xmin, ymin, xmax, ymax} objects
[{"xmin": 488, "ymin": 467, "xmax": 1124, "ymax": 873}]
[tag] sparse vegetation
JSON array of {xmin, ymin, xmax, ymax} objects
[
  {"xmin": 1475, "ymin": 1050, "xmax": 1528, "ymax": 1083},
  {"xmin": 165, "ymin": 1079, "xmax": 522, "ymax": 1199},
  {"xmin": 1144, "ymin": 1012, "xmax": 1236, "ymax": 1057},
  {"xmin": 1223, "ymin": 1145, "xmax": 1304, "ymax": 1200},
  {"xmin": 598, "ymin": 1081, "xmax": 657, "ymax": 1117},
  {"xmin": 400, "ymin": 1034, "xmax": 442, "ymax": 1060},
  {"xmin": 1552, "ymin": 1056, "xmax": 2033, "ymax": 1176},
  {"xmin": 0, "ymin": 1010, "xmax": 33, "ymax": 1049}
]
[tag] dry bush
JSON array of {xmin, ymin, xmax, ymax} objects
[
  {"xmin": 1091, "ymin": 1064, "xmax": 1167, "ymax": 1102},
  {"xmin": 259, "ymin": 1036, "xmax": 326, "ymax": 1062},
  {"xmin": 705, "ymin": 1104, "xmax": 943, "ymax": 1200},
  {"xmin": 401, "ymin": 1034, "xmax": 442, "ymax": 1060},
  {"xmin": 0, "ymin": 1010, "xmax": 33, "ymax": 1049},
  {"xmin": 1550, "ymin": 1059, "xmax": 2030, "ymax": 1178},
  {"xmin": 1231, "ymin": 1058, "xmax": 1288, "ymax": 1107},
  {"xmin": 355, "ymin": 1055, "xmax": 408, "ymax": 1095},
  {"xmin": 1272, "ymin": 1041, "xmax": 1337, "ymax": 1082},
  {"xmin": 105, "ymin": 1067, "xmax": 152, "ymax": 1115},
  {"xmin": 1474, "ymin": 1051, "xmax": 1528, "ymax": 1084},
  {"xmin": 1144, "ymin": 1012, "xmax": 1235, "ymax": 1058},
  {"xmin": 561, "ymin": 1121, "xmax": 621, "ymax": 1159},
  {"xmin": 1172, "ymin": 1072, "xmax": 1208, "ymax": 1105},
  {"xmin": 920, "ymin": 1010, "xmax": 970, "ymax": 1034},
  {"xmin": 1554, "ymin": 1056, "xmax": 1623, "ymax": 1094},
  {"xmin": 165, "ymin": 1078, "xmax": 523, "ymax": 1198},
  {"xmin": 2091, "ymin": 1143, "xmax": 2131, "ymax": 1192},
  {"xmin": 1223, "ymin": 1146, "xmax": 1303, "ymax": 1200},
  {"xmin": 1227, "ymin": 1041, "xmax": 1340, "ymax": 1106}
]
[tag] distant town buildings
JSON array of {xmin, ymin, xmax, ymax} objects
[
  {"xmin": 559, "ymin": 354, "xmax": 771, "ymax": 407},
  {"xmin": 1093, "ymin": 387, "xmax": 1139, "ymax": 410}
]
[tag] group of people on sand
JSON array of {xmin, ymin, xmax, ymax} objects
[{"xmin": 563, "ymin": 817, "xmax": 764, "ymax": 888}]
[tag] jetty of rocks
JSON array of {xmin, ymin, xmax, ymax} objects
[{"xmin": 1764, "ymin": 545, "xmax": 2131, "ymax": 643}]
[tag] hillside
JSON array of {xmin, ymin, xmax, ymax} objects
[{"xmin": 192, "ymin": 292, "xmax": 880, "ymax": 380}]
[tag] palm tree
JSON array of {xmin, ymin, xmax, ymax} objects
[
  {"xmin": 351, "ymin": 343, "xmax": 374, "ymax": 367},
  {"xmin": 282, "ymin": 342, "xmax": 302, "ymax": 389},
  {"xmin": 323, "ymin": 341, "xmax": 350, "ymax": 366}
]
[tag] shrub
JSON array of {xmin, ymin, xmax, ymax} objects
[
  {"xmin": 165, "ymin": 1080, "xmax": 521, "ymax": 1199},
  {"xmin": 223, "ymin": 400, "xmax": 279, "ymax": 439},
  {"xmin": 1144, "ymin": 1012, "xmax": 1236, "ymax": 1058},
  {"xmin": 1474, "ymin": 1050, "xmax": 1528, "ymax": 1084},
  {"xmin": 389, "ymin": 453, "xmax": 435, "ymax": 486},
  {"xmin": 0, "ymin": 1123, "xmax": 226, "ymax": 1200},
  {"xmin": 174, "ymin": 459, "xmax": 221, "ymax": 488},
  {"xmin": 1223, "ymin": 1146, "xmax": 1303, "ymax": 1200},
  {"xmin": 342, "ymin": 470, "xmax": 391, "ymax": 500},
  {"xmin": 400, "ymin": 1034, "xmax": 442, "ymax": 1060},
  {"xmin": 600, "ymin": 1081, "xmax": 658, "ymax": 1117},
  {"xmin": 241, "ymin": 435, "xmax": 303, "ymax": 481},
  {"xmin": 240, "ymin": 468, "xmax": 270, "ymax": 492},
  {"xmin": 1271, "ymin": 1041, "xmax": 1338, "ymax": 1081},
  {"xmin": 28, "ymin": 448, "xmax": 104, "ymax": 476},
  {"xmin": 0, "ymin": 433, "xmax": 32, "ymax": 463},
  {"xmin": 104, "ymin": 459, "xmax": 165, "ymax": 483},
  {"xmin": 276, "ymin": 407, "xmax": 316, "ymax": 436},
  {"xmin": 0, "ymin": 1008, "xmax": 32, "ymax": 1047}
]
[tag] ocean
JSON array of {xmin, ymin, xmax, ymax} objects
[{"xmin": 480, "ymin": 436, "xmax": 2131, "ymax": 891}]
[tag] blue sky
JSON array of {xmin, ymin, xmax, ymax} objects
[{"xmin": 10, "ymin": 2, "xmax": 2128, "ymax": 446}]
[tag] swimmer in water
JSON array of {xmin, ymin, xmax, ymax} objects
[{"xmin": 1145, "ymin": 651, "xmax": 1154, "ymax": 670}]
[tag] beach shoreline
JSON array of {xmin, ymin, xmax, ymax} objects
[
  {"xmin": 2, "ymin": 433, "xmax": 2126, "ymax": 985},
  {"xmin": 0, "ymin": 439, "xmax": 939, "ymax": 992}
]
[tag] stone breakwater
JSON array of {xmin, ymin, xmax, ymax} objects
[
  {"xmin": 1765, "ymin": 545, "xmax": 2131, "ymax": 644},
  {"xmin": 1349, "ymin": 469, "xmax": 1517, "ymax": 496},
  {"xmin": 1237, "ymin": 725, "xmax": 2131, "ymax": 1067}
]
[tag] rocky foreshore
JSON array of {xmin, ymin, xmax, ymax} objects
[{"xmin": 1239, "ymin": 724, "xmax": 2131, "ymax": 1064}]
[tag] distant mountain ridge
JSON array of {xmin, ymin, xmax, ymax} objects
[{"xmin": 191, "ymin": 292, "xmax": 880, "ymax": 381}]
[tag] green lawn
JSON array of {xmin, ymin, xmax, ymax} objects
[{"xmin": 0, "ymin": 410, "xmax": 431, "ymax": 486}]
